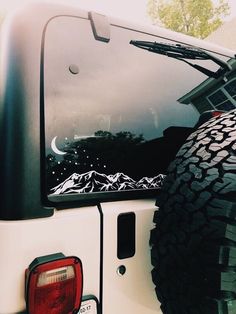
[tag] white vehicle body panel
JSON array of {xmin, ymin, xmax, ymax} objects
[
  {"xmin": 102, "ymin": 199, "xmax": 161, "ymax": 314},
  {"xmin": 0, "ymin": 207, "xmax": 100, "ymax": 313}
]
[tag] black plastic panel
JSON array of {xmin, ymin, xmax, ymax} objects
[{"xmin": 117, "ymin": 213, "xmax": 135, "ymax": 259}]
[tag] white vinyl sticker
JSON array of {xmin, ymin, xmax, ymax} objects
[{"xmin": 78, "ymin": 299, "xmax": 97, "ymax": 314}]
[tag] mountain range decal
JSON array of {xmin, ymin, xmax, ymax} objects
[{"xmin": 50, "ymin": 171, "xmax": 166, "ymax": 195}]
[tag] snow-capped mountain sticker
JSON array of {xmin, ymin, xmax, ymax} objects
[{"xmin": 50, "ymin": 171, "xmax": 166, "ymax": 195}]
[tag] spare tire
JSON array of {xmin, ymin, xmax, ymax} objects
[{"xmin": 150, "ymin": 109, "xmax": 236, "ymax": 314}]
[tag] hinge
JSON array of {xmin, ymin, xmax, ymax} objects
[{"xmin": 89, "ymin": 11, "xmax": 110, "ymax": 43}]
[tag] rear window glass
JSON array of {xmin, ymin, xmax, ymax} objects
[{"xmin": 43, "ymin": 16, "xmax": 211, "ymax": 202}]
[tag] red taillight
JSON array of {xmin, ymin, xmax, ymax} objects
[
  {"xmin": 25, "ymin": 253, "xmax": 83, "ymax": 314},
  {"xmin": 212, "ymin": 110, "xmax": 224, "ymax": 118}
]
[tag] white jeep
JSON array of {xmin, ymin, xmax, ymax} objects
[{"xmin": 0, "ymin": 2, "xmax": 236, "ymax": 314}]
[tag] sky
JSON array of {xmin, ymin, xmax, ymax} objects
[{"xmin": 0, "ymin": 0, "xmax": 236, "ymax": 26}]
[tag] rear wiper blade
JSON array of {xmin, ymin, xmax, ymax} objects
[{"xmin": 130, "ymin": 40, "xmax": 232, "ymax": 79}]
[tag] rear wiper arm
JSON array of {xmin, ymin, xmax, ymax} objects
[{"xmin": 130, "ymin": 40, "xmax": 232, "ymax": 79}]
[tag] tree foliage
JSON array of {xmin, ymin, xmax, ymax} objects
[{"xmin": 147, "ymin": 0, "xmax": 230, "ymax": 38}]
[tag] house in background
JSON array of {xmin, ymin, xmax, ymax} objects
[{"xmin": 178, "ymin": 18, "xmax": 236, "ymax": 114}]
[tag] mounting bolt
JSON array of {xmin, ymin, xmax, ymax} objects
[{"xmin": 69, "ymin": 64, "xmax": 79, "ymax": 75}]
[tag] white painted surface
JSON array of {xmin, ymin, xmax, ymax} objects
[
  {"xmin": 0, "ymin": 207, "xmax": 100, "ymax": 313},
  {"xmin": 101, "ymin": 199, "xmax": 162, "ymax": 314}
]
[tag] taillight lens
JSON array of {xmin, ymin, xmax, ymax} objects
[
  {"xmin": 25, "ymin": 253, "xmax": 83, "ymax": 314},
  {"xmin": 212, "ymin": 110, "xmax": 224, "ymax": 117}
]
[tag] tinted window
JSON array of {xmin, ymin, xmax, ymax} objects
[{"xmin": 44, "ymin": 17, "xmax": 207, "ymax": 202}]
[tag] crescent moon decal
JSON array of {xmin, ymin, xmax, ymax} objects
[{"xmin": 51, "ymin": 136, "xmax": 66, "ymax": 155}]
